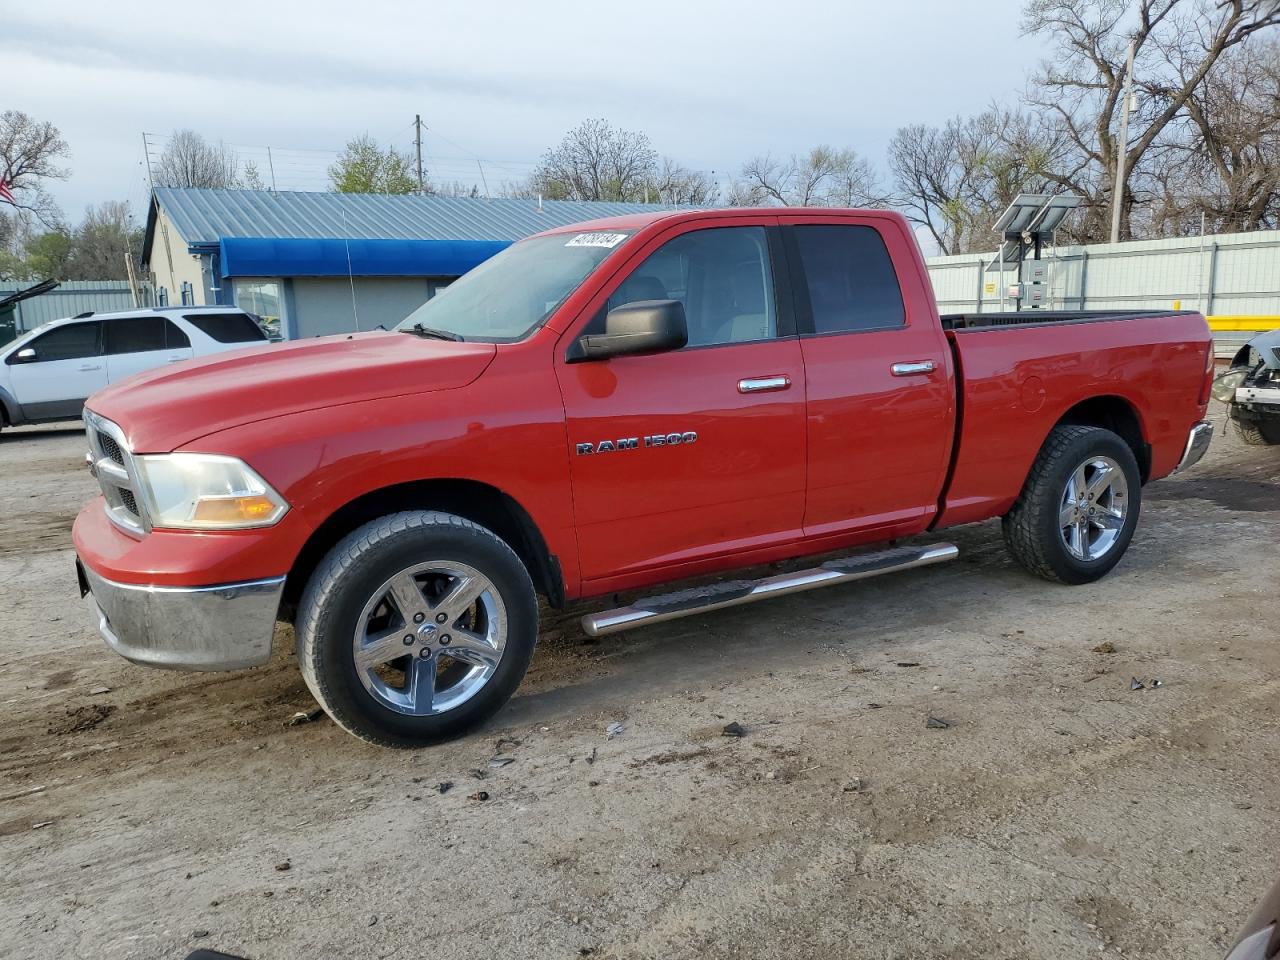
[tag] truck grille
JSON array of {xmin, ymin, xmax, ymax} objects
[
  {"xmin": 84, "ymin": 411, "xmax": 148, "ymax": 537},
  {"xmin": 97, "ymin": 431, "xmax": 124, "ymax": 466}
]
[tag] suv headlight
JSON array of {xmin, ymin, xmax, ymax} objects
[
  {"xmin": 1211, "ymin": 367, "xmax": 1251, "ymax": 403},
  {"xmin": 134, "ymin": 453, "xmax": 289, "ymax": 529}
]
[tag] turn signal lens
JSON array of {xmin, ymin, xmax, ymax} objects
[{"xmin": 191, "ymin": 495, "xmax": 282, "ymax": 525}]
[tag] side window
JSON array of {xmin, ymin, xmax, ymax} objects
[
  {"xmin": 792, "ymin": 225, "xmax": 905, "ymax": 334},
  {"xmin": 606, "ymin": 226, "xmax": 776, "ymax": 348},
  {"xmin": 18, "ymin": 322, "xmax": 100, "ymax": 362},
  {"xmin": 183, "ymin": 312, "xmax": 267, "ymax": 343},
  {"xmin": 104, "ymin": 316, "xmax": 190, "ymax": 354}
]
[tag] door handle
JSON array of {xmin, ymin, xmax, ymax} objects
[
  {"xmin": 738, "ymin": 375, "xmax": 792, "ymax": 394},
  {"xmin": 891, "ymin": 360, "xmax": 936, "ymax": 377},
  {"xmin": 78, "ymin": 364, "xmax": 103, "ymax": 372}
]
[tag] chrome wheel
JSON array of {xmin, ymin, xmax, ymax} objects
[
  {"xmin": 1058, "ymin": 455, "xmax": 1128, "ymax": 561},
  {"xmin": 352, "ymin": 561, "xmax": 507, "ymax": 716}
]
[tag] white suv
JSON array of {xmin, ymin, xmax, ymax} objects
[{"xmin": 0, "ymin": 307, "xmax": 271, "ymax": 431}]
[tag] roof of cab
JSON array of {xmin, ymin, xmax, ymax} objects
[{"xmin": 528, "ymin": 206, "xmax": 897, "ymax": 239}]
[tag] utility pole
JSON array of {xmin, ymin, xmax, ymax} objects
[
  {"xmin": 414, "ymin": 114, "xmax": 425, "ymax": 194},
  {"xmin": 1110, "ymin": 39, "xmax": 1137, "ymax": 244}
]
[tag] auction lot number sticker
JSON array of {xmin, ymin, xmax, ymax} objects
[{"xmin": 565, "ymin": 233, "xmax": 629, "ymax": 248}]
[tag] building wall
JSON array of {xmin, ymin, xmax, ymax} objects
[
  {"xmin": 147, "ymin": 207, "xmax": 209, "ymax": 307},
  {"xmin": 927, "ymin": 229, "xmax": 1280, "ymax": 316},
  {"xmin": 287, "ymin": 277, "xmax": 439, "ymax": 338}
]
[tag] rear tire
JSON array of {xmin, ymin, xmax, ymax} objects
[
  {"xmin": 296, "ymin": 511, "xmax": 538, "ymax": 748},
  {"xmin": 1002, "ymin": 425, "xmax": 1142, "ymax": 585},
  {"xmin": 1233, "ymin": 417, "xmax": 1280, "ymax": 446}
]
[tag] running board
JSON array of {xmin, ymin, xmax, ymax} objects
[{"xmin": 581, "ymin": 542, "xmax": 959, "ymax": 637}]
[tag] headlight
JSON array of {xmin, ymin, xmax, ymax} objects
[
  {"xmin": 1210, "ymin": 367, "xmax": 1251, "ymax": 404},
  {"xmin": 134, "ymin": 453, "xmax": 289, "ymax": 529}
]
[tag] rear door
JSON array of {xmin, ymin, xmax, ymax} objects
[
  {"xmin": 6, "ymin": 321, "xmax": 105, "ymax": 419},
  {"xmin": 103, "ymin": 315, "xmax": 195, "ymax": 382},
  {"xmin": 779, "ymin": 215, "xmax": 954, "ymax": 539},
  {"xmin": 555, "ymin": 219, "xmax": 807, "ymax": 587}
]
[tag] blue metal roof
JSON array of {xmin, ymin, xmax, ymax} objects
[{"xmin": 148, "ymin": 187, "xmax": 668, "ymax": 252}]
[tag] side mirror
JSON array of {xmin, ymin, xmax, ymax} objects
[
  {"xmin": 568, "ymin": 299, "xmax": 688, "ymax": 362},
  {"xmin": 11, "ymin": 347, "xmax": 37, "ymax": 364}
]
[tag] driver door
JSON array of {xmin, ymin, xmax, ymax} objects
[
  {"xmin": 554, "ymin": 218, "xmax": 807, "ymax": 590},
  {"xmin": 7, "ymin": 320, "xmax": 106, "ymax": 420}
]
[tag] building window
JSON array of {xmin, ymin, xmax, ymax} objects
[{"xmin": 233, "ymin": 280, "xmax": 285, "ymax": 340}]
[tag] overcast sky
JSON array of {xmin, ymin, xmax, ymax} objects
[{"xmin": 9, "ymin": 0, "xmax": 1048, "ymax": 220}]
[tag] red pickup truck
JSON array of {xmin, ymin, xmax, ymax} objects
[{"xmin": 73, "ymin": 208, "xmax": 1215, "ymax": 746}]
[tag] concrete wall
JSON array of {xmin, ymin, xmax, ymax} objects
[
  {"xmin": 927, "ymin": 229, "xmax": 1280, "ymax": 317},
  {"xmin": 147, "ymin": 207, "xmax": 208, "ymax": 307},
  {"xmin": 288, "ymin": 277, "xmax": 438, "ymax": 339}
]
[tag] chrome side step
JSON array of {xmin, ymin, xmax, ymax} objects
[{"xmin": 581, "ymin": 542, "xmax": 959, "ymax": 637}]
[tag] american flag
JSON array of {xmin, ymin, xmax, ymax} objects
[{"xmin": 0, "ymin": 178, "xmax": 15, "ymax": 205}]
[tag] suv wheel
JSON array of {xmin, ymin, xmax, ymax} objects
[{"xmin": 296, "ymin": 511, "xmax": 538, "ymax": 747}]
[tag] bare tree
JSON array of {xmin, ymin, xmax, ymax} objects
[
  {"xmin": 651, "ymin": 159, "xmax": 719, "ymax": 205},
  {"xmin": 1023, "ymin": 0, "xmax": 1280, "ymax": 240},
  {"xmin": 69, "ymin": 201, "xmax": 141, "ymax": 279},
  {"xmin": 728, "ymin": 147, "xmax": 884, "ymax": 208},
  {"xmin": 532, "ymin": 119, "xmax": 658, "ymax": 202},
  {"xmin": 239, "ymin": 159, "xmax": 267, "ymax": 191},
  {"xmin": 153, "ymin": 130, "xmax": 239, "ymax": 189},
  {"xmin": 0, "ymin": 110, "xmax": 69, "ymax": 226},
  {"xmin": 890, "ymin": 109, "xmax": 1070, "ymax": 253},
  {"xmin": 1153, "ymin": 35, "xmax": 1280, "ymax": 232}
]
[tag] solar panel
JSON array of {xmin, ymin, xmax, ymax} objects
[
  {"xmin": 1027, "ymin": 194, "xmax": 1082, "ymax": 234},
  {"xmin": 985, "ymin": 239, "xmax": 1023, "ymax": 272},
  {"xmin": 992, "ymin": 194, "xmax": 1053, "ymax": 236}
]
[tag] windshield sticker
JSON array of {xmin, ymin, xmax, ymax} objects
[{"xmin": 565, "ymin": 233, "xmax": 628, "ymax": 249}]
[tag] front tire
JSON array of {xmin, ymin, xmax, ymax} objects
[
  {"xmin": 1002, "ymin": 425, "xmax": 1142, "ymax": 585},
  {"xmin": 1233, "ymin": 416, "xmax": 1280, "ymax": 446},
  {"xmin": 296, "ymin": 511, "xmax": 538, "ymax": 747}
]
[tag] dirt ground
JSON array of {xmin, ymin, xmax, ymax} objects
[{"xmin": 0, "ymin": 407, "xmax": 1276, "ymax": 960}]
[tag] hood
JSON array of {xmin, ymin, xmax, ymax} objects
[
  {"xmin": 1244, "ymin": 328, "xmax": 1280, "ymax": 370},
  {"xmin": 89, "ymin": 330, "xmax": 497, "ymax": 451}
]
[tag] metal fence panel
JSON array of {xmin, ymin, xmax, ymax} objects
[
  {"xmin": 0, "ymin": 280, "xmax": 154, "ymax": 333},
  {"xmin": 926, "ymin": 230, "xmax": 1280, "ymax": 320}
]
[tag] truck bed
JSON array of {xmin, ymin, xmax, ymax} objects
[
  {"xmin": 940, "ymin": 309, "xmax": 1201, "ymax": 331},
  {"xmin": 934, "ymin": 308, "xmax": 1212, "ymax": 529}
]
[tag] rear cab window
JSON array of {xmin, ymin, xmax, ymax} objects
[
  {"xmin": 184, "ymin": 312, "xmax": 268, "ymax": 343},
  {"xmin": 791, "ymin": 224, "xmax": 905, "ymax": 334}
]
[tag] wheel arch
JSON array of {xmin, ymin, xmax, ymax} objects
[
  {"xmin": 281, "ymin": 478, "xmax": 564, "ymax": 618},
  {"xmin": 0, "ymin": 385, "xmax": 18, "ymax": 427},
  {"xmin": 1052, "ymin": 395, "xmax": 1151, "ymax": 482}
]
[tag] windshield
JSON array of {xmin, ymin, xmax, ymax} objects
[{"xmin": 397, "ymin": 230, "xmax": 633, "ymax": 341}]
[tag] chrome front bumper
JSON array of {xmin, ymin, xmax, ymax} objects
[
  {"xmin": 1173, "ymin": 420, "xmax": 1214, "ymax": 473},
  {"xmin": 77, "ymin": 560, "xmax": 285, "ymax": 671}
]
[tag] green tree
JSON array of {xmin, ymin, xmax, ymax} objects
[
  {"xmin": 328, "ymin": 135, "xmax": 419, "ymax": 194},
  {"xmin": 24, "ymin": 228, "xmax": 73, "ymax": 278}
]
